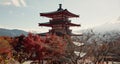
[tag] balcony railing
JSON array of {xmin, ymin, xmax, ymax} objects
[{"xmin": 50, "ymin": 19, "xmax": 71, "ymax": 22}]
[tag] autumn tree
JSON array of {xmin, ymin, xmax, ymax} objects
[
  {"xmin": 0, "ymin": 36, "xmax": 15, "ymax": 64},
  {"xmin": 11, "ymin": 33, "xmax": 66, "ymax": 64}
]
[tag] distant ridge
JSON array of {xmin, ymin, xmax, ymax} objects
[{"xmin": 0, "ymin": 28, "xmax": 28, "ymax": 37}]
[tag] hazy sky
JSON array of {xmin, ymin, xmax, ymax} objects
[{"xmin": 0, "ymin": 0, "xmax": 120, "ymax": 33}]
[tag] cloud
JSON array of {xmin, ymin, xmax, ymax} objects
[
  {"xmin": 0, "ymin": 1, "xmax": 12, "ymax": 6},
  {"xmin": 12, "ymin": 0, "xmax": 27, "ymax": 7},
  {"xmin": 0, "ymin": 0, "xmax": 27, "ymax": 7},
  {"xmin": 11, "ymin": 0, "xmax": 21, "ymax": 7},
  {"xmin": 20, "ymin": 0, "xmax": 27, "ymax": 7}
]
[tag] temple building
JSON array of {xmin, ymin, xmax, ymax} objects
[{"xmin": 38, "ymin": 4, "xmax": 80, "ymax": 36}]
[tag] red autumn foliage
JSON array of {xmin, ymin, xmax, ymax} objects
[
  {"xmin": 0, "ymin": 33, "xmax": 66, "ymax": 63},
  {"xmin": 22, "ymin": 33, "xmax": 66, "ymax": 60}
]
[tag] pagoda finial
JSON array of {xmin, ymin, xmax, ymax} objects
[
  {"xmin": 57, "ymin": 4, "xmax": 63, "ymax": 11},
  {"xmin": 59, "ymin": 4, "xmax": 62, "ymax": 9}
]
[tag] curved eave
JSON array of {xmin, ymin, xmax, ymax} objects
[
  {"xmin": 38, "ymin": 23, "xmax": 51, "ymax": 27},
  {"xmin": 68, "ymin": 23, "xmax": 81, "ymax": 26},
  {"xmin": 64, "ymin": 9, "xmax": 79, "ymax": 17},
  {"xmin": 39, "ymin": 22, "xmax": 81, "ymax": 27},
  {"xmin": 40, "ymin": 9, "xmax": 79, "ymax": 18}
]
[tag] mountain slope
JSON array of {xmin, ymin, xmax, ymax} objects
[
  {"xmin": 93, "ymin": 16, "xmax": 120, "ymax": 33},
  {"xmin": 93, "ymin": 23, "xmax": 120, "ymax": 33},
  {"xmin": 0, "ymin": 28, "xmax": 28, "ymax": 37}
]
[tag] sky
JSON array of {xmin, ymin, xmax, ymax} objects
[{"xmin": 0, "ymin": 0, "xmax": 120, "ymax": 33}]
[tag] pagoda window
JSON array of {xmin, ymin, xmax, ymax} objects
[
  {"xmin": 52, "ymin": 14, "xmax": 68, "ymax": 20},
  {"xmin": 52, "ymin": 25, "xmax": 63, "ymax": 29}
]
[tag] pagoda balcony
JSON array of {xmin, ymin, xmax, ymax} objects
[
  {"xmin": 49, "ymin": 29, "xmax": 63, "ymax": 32},
  {"xmin": 50, "ymin": 19, "xmax": 71, "ymax": 22},
  {"xmin": 49, "ymin": 29, "xmax": 72, "ymax": 34}
]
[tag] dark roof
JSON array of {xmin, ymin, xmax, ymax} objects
[
  {"xmin": 40, "ymin": 4, "xmax": 79, "ymax": 18},
  {"xmin": 38, "ymin": 32, "xmax": 81, "ymax": 36},
  {"xmin": 38, "ymin": 22, "xmax": 80, "ymax": 27},
  {"xmin": 40, "ymin": 9, "xmax": 79, "ymax": 18}
]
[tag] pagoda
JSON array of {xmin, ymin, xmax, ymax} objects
[{"xmin": 39, "ymin": 4, "xmax": 80, "ymax": 36}]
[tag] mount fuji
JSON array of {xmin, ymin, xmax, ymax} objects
[{"xmin": 93, "ymin": 16, "xmax": 120, "ymax": 33}]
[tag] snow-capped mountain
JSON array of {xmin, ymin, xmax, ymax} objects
[
  {"xmin": 93, "ymin": 23, "xmax": 120, "ymax": 33},
  {"xmin": 73, "ymin": 16, "xmax": 120, "ymax": 46},
  {"xmin": 0, "ymin": 28, "xmax": 28, "ymax": 37},
  {"xmin": 75, "ymin": 16, "xmax": 120, "ymax": 35},
  {"xmin": 93, "ymin": 16, "xmax": 120, "ymax": 33}
]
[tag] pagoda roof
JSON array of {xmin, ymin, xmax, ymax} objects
[
  {"xmin": 40, "ymin": 4, "xmax": 79, "ymax": 18},
  {"xmin": 38, "ymin": 32, "xmax": 81, "ymax": 36},
  {"xmin": 38, "ymin": 22, "xmax": 80, "ymax": 27}
]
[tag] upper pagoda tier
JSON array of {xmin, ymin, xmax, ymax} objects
[{"xmin": 40, "ymin": 4, "xmax": 79, "ymax": 18}]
